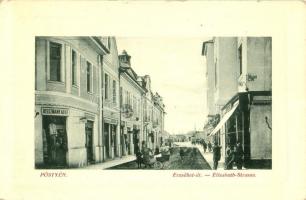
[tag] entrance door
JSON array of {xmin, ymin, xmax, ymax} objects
[
  {"xmin": 85, "ymin": 121, "xmax": 94, "ymax": 164},
  {"xmin": 112, "ymin": 125, "xmax": 117, "ymax": 157},
  {"xmin": 133, "ymin": 129, "xmax": 140, "ymax": 154},
  {"xmin": 120, "ymin": 126, "xmax": 124, "ymax": 156},
  {"xmin": 42, "ymin": 116, "xmax": 67, "ymax": 168},
  {"xmin": 104, "ymin": 123, "xmax": 110, "ymax": 159}
]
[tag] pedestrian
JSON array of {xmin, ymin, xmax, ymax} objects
[
  {"xmin": 225, "ymin": 145, "xmax": 231, "ymax": 169},
  {"xmin": 179, "ymin": 148, "xmax": 184, "ymax": 160},
  {"xmin": 136, "ymin": 149, "xmax": 142, "ymax": 169},
  {"xmin": 212, "ymin": 142, "xmax": 221, "ymax": 170},
  {"xmin": 235, "ymin": 142, "xmax": 244, "ymax": 170},
  {"xmin": 155, "ymin": 146, "xmax": 160, "ymax": 155},
  {"xmin": 208, "ymin": 141, "xmax": 212, "ymax": 152},
  {"xmin": 225, "ymin": 146, "xmax": 235, "ymax": 170},
  {"xmin": 141, "ymin": 142, "xmax": 153, "ymax": 168},
  {"xmin": 203, "ymin": 141, "xmax": 207, "ymax": 153}
]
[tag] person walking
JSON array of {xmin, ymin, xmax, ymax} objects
[
  {"xmin": 203, "ymin": 140, "xmax": 207, "ymax": 153},
  {"xmin": 136, "ymin": 149, "xmax": 142, "ymax": 169},
  {"xmin": 212, "ymin": 142, "xmax": 221, "ymax": 170},
  {"xmin": 235, "ymin": 142, "xmax": 244, "ymax": 170},
  {"xmin": 179, "ymin": 148, "xmax": 184, "ymax": 161},
  {"xmin": 225, "ymin": 146, "xmax": 235, "ymax": 170},
  {"xmin": 208, "ymin": 141, "xmax": 212, "ymax": 152},
  {"xmin": 225, "ymin": 145, "xmax": 231, "ymax": 169}
]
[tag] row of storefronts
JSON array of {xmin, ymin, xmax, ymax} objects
[
  {"xmin": 35, "ymin": 36, "xmax": 165, "ymax": 168},
  {"xmin": 202, "ymin": 37, "xmax": 272, "ymax": 169}
]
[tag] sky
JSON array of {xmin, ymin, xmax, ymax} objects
[{"xmin": 116, "ymin": 37, "xmax": 210, "ymax": 135}]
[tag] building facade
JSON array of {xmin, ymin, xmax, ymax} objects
[
  {"xmin": 202, "ymin": 37, "xmax": 272, "ymax": 169},
  {"xmin": 101, "ymin": 37, "xmax": 120, "ymax": 160},
  {"xmin": 35, "ymin": 36, "xmax": 109, "ymax": 168},
  {"xmin": 35, "ymin": 37, "xmax": 165, "ymax": 168},
  {"xmin": 153, "ymin": 92, "xmax": 165, "ymax": 148},
  {"xmin": 118, "ymin": 51, "xmax": 145, "ymax": 156}
]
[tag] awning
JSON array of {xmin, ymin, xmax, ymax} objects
[{"xmin": 208, "ymin": 100, "xmax": 239, "ymax": 136}]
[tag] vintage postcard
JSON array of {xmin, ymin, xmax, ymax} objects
[{"xmin": 0, "ymin": 1, "xmax": 305, "ymax": 200}]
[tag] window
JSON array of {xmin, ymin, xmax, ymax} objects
[
  {"xmin": 49, "ymin": 42, "xmax": 62, "ymax": 81},
  {"xmin": 72, "ymin": 50, "xmax": 77, "ymax": 86},
  {"xmin": 127, "ymin": 91, "xmax": 130, "ymax": 105},
  {"xmin": 112, "ymin": 80, "xmax": 116, "ymax": 103},
  {"xmin": 125, "ymin": 90, "xmax": 128, "ymax": 105},
  {"xmin": 86, "ymin": 61, "xmax": 92, "ymax": 92},
  {"xmin": 134, "ymin": 96, "xmax": 137, "ymax": 116},
  {"xmin": 105, "ymin": 73, "xmax": 109, "ymax": 99},
  {"xmin": 238, "ymin": 45, "xmax": 242, "ymax": 75}
]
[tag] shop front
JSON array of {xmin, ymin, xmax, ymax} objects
[
  {"xmin": 103, "ymin": 119, "xmax": 119, "ymax": 160},
  {"xmin": 40, "ymin": 107, "xmax": 69, "ymax": 168},
  {"xmin": 35, "ymin": 103, "xmax": 100, "ymax": 168},
  {"xmin": 209, "ymin": 100, "xmax": 240, "ymax": 158},
  {"xmin": 209, "ymin": 92, "xmax": 272, "ymax": 169}
]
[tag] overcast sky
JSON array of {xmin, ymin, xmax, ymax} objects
[{"xmin": 116, "ymin": 37, "xmax": 210, "ymax": 135}]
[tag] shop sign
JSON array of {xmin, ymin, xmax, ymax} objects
[
  {"xmin": 246, "ymin": 73, "xmax": 257, "ymax": 82},
  {"xmin": 238, "ymin": 75, "xmax": 247, "ymax": 92},
  {"xmin": 42, "ymin": 107, "xmax": 69, "ymax": 116},
  {"xmin": 121, "ymin": 104, "xmax": 133, "ymax": 118}
]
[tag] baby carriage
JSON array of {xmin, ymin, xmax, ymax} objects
[{"xmin": 142, "ymin": 147, "xmax": 171, "ymax": 169}]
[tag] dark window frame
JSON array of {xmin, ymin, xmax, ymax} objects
[
  {"xmin": 86, "ymin": 61, "xmax": 92, "ymax": 93},
  {"xmin": 49, "ymin": 42, "xmax": 62, "ymax": 82},
  {"xmin": 72, "ymin": 50, "xmax": 77, "ymax": 86}
]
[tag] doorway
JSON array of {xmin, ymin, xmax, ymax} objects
[
  {"xmin": 85, "ymin": 121, "xmax": 94, "ymax": 164},
  {"xmin": 42, "ymin": 115, "xmax": 67, "ymax": 168},
  {"xmin": 112, "ymin": 125, "xmax": 117, "ymax": 157},
  {"xmin": 104, "ymin": 123, "xmax": 110, "ymax": 159}
]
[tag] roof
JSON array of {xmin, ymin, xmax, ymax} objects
[{"xmin": 201, "ymin": 40, "xmax": 214, "ymax": 56}]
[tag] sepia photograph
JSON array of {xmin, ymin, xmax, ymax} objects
[
  {"xmin": 34, "ymin": 36, "xmax": 272, "ymax": 170},
  {"xmin": 1, "ymin": 1, "xmax": 306, "ymax": 200}
]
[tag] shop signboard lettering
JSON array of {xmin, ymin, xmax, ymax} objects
[{"xmin": 42, "ymin": 107, "xmax": 69, "ymax": 116}]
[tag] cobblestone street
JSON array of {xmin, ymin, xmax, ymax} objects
[{"xmin": 107, "ymin": 146, "xmax": 211, "ymax": 170}]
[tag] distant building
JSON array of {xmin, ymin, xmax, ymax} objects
[
  {"xmin": 118, "ymin": 51, "xmax": 166, "ymax": 154},
  {"xmin": 119, "ymin": 50, "xmax": 146, "ymax": 156},
  {"xmin": 153, "ymin": 92, "xmax": 165, "ymax": 147}
]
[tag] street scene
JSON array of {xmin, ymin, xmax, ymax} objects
[
  {"xmin": 108, "ymin": 143, "xmax": 211, "ymax": 170},
  {"xmin": 34, "ymin": 37, "xmax": 272, "ymax": 170}
]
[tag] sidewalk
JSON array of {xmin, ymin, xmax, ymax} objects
[
  {"xmin": 82, "ymin": 155, "xmax": 136, "ymax": 169},
  {"xmin": 196, "ymin": 145, "xmax": 225, "ymax": 170},
  {"xmin": 191, "ymin": 143, "xmax": 246, "ymax": 170}
]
